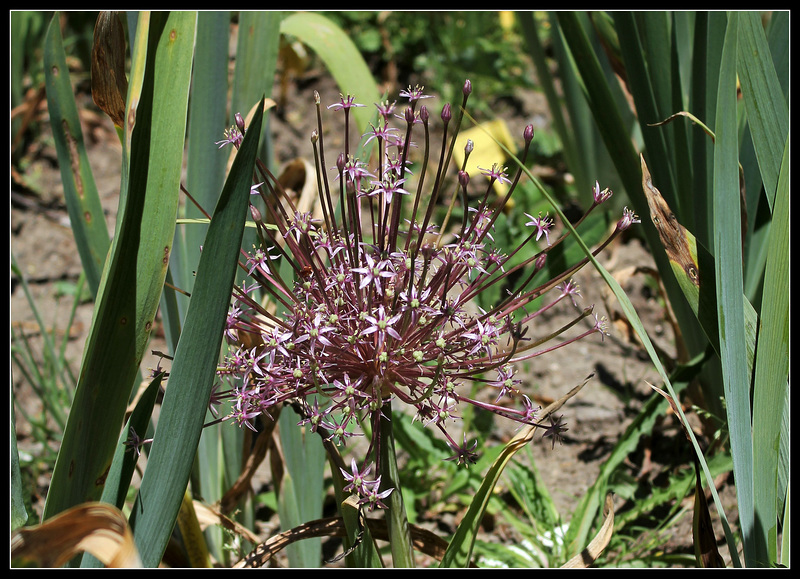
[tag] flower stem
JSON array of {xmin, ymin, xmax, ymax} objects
[{"xmin": 379, "ymin": 400, "xmax": 415, "ymax": 567}]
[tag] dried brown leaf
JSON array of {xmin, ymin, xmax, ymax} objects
[
  {"xmin": 91, "ymin": 12, "xmax": 128, "ymax": 128},
  {"xmin": 561, "ymin": 493, "xmax": 615, "ymax": 568},
  {"xmin": 11, "ymin": 502, "xmax": 141, "ymax": 568}
]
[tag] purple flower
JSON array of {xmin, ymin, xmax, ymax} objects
[
  {"xmin": 617, "ymin": 206, "xmax": 641, "ymax": 231},
  {"xmin": 399, "ymin": 84, "xmax": 434, "ymax": 103},
  {"xmin": 478, "ymin": 163, "xmax": 512, "ymax": 187},
  {"xmin": 351, "ymin": 251, "xmax": 395, "ymax": 292},
  {"xmin": 327, "ymin": 93, "xmax": 366, "ymax": 112},
  {"xmin": 339, "ymin": 454, "xmax": 395, "ymax": 510},
  {"xmin": 214, "ymin": 81, "xmax": 637, "ymax": 502},
  {"xmin": 245, "ymin": 246, "xmax": 278, "ymax": 276},
  {"xmin": 375, "ymin": 99, "xmax": 397, "ymax": 121},
  {"xmin": 542, "ymin": 414, "xmax": 569, "ymax": 450},
  {"xmin": 368, "ymin": 175, "xmax": 409, "ymax": 205},
  {"xmin": 123, "ymin": 427, "xmax": 153, "ymax": 458},
  {"xmin": 215, "ymin": 125, "xmax": 242, "ymax": 149},
  {"xmin": 445, "ymin": 435, "xmax": 479, "ymax": 467},
  {"xmin": 525, "ymin": 212, "xmax": 554, "ymax": 245},
  {"xmin": 557, "ymin": 279, "xmax": 582, "ymax": 308},
  {"xmin": 360, "ymin": 480, "xmax": 394, "ymax": 511},
  {"xmin": 592, "ymin": 180, "xmax": 613, "ymax": 205},
  {"xmin": 335, "ymin": 156, "xmax": 375, "ymax": 193},
  {"xmin": 362, "ymin": 305, "xmax": 402, "ymax": 351},
  {"xmin": 363, "ymin": 121, "xmax": 402, "ymax": 148}
]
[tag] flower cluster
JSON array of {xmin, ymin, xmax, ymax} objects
[{"xmin": 214, "ymin": 81, "xmax": 632, "ymax": 510}]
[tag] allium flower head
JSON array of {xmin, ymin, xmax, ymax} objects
[{"xmin": 214, "ymin": 82, "xmax": 636, "ymax": 509}]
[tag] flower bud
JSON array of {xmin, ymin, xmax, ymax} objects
[
  {"xmin": 441, "ymin": 103, "xmax": 452, "ymax": 124},
  {"xmin": 419, "ymin": 105, "xmax": 429, "ymax": 123},
  {"xmin": 336, "ymin": 152, "xmax": 346, "ymax": 173},
  {"xmin": 524, "ymin": 124, "xmax": 534, "ymax": 145},
  {"xmin": 458, "ymin": 170, "xmax": 470, "ymax": 189},
  {"xmin": 535, "ymin": 252, "xmax": 547, "ymax": 271},
  {"xmin": 463, "ymin": 79, "xmax": 472, "ymax": 96},
  {"xmin": 235, "ymin": 112, "xmax": 245, "ymax": 133},
  {"xmin": 405, "ymin": 106, "xmax": 415, "ymax": 124},
  {"xmin": 250, "ymin": 204, "xmax": 263, "ymax": 223}
]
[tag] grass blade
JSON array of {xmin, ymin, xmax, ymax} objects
[
  {"xmin": 11, "ymin": 398, "xmax": 29, "ymax": 530},
  {"xmin": 129, "ymin": 98, "xmax": 264, "ymax": 567}
]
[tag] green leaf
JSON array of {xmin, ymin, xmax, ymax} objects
[
  {"xmin": 129, "ymin": 97, "xmax": 265, "ymax": 567},
  {"xmin": 173, "ymin": 11, "xmax": 231, "ymax": 322},
  {"xmin": 280, "ymin": 11, "xmax": 380, "ymax": 135},
  {"xmin": 80, "ymin": 373, "xmax": 162, "ymax": 568},
  {"xmin": 43, "ymin": 13, "xmax": 111, "ymax": 297},
  {"xmin": 232, "ymin": 11, "xmax": 282, "ymax": 131},
  {"xmin": 42, "ymin": 11, "xmax": 195, "ymax": 523},
  {"xmin": 713, "ymin": 12, "xmax": 754, "ymax": 567},
  {"xmin": 751, "ymin": 133, "xmax": 789, "ymax": 567},
  {"xmin": 175, "ymin": 16, "xmax": 234, "ymax": 561},
  {"xmin": 737, "ymin": 11, "xmax": 789, "ymax": 210},
  {"xmin": 387, "ymin": 418, "xmax": 417, "ymax": 566},
  {"xmin": 10, "ymin": 399, "xmax": 29, "ymax": 531},
  {"xmin": 276, "ymin": 405, "xmax": 326, "ymax": 567},
  {"xmin": 341, "ymin": 495, "xmax": 383, "ymax": 568}
]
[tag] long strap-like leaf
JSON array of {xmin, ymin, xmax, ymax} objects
[
  {"xmin": 713, "ymin": 14, "xmax": 755, "ymax": 567},
  {"xmin": 129, "ymin": 98, "xmax": 265, "ymax": 567},
  {"xmin": 750, "ymin": 134, "xmax": 790, "ymax": 567},
  {"xmin": 43, "ymin": 15, "xmax": 111, "ymax": 297},
  {"xmin": 43, "ymin": 11, "xmax": 195, "ymax": 523}
]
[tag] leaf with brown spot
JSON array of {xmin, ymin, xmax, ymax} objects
[
  {"xmin": 640, "ymin": 154, "xmax": 758, "ymax": 378},
  {"xmin": 91, "ymin": 12, "xmax": 128, "ymax": 128},
  {"xmin": 641, "ymin": 154, "xmax": 700, "ymax": 291}
]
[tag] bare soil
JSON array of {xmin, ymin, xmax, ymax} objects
[{"xmin": 10, "ymin": 56, "xmax": 739, "ymax": 568}]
